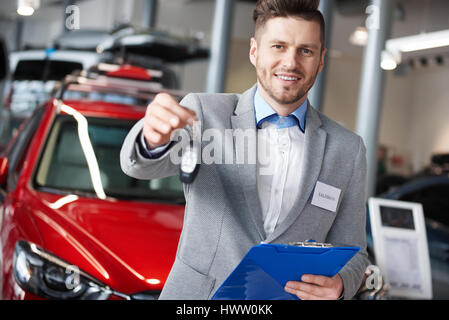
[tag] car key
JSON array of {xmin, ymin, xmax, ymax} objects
[{"xmin": 179, "ymin": 120, "xmax": 200, "ymax": 184}]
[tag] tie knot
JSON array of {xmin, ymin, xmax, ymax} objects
[{"xmin": 259, "ymin": 114, "xmax": 299, "ymax": 129}]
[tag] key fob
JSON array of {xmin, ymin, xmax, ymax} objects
[{"xmin": 179, "ymin": 141, "xmax": 199, "ymax": 184}]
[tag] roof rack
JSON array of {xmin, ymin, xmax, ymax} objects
[
  {"xmin": 97, "ymin": 28, "xmax": 209, "ymax": 63},
  {"xmin": 57, "ymin": 65, "xmax": 186, "ymax": 102}
]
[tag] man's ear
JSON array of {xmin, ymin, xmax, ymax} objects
[
  {"xmin": 317, "ymin": 47, "xmax": 327, "ymax": 75},
  {"xmin": 249, "ymin": 37, "xmax": 258, "ymax": 67}
]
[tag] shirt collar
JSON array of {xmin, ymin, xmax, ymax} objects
[{"xmin": 254, "ymin": 88, "xmax": 307, "ymax": 132}]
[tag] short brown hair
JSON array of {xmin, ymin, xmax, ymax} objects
[{"xmin": 253, "ymin": 0, "xmax": 325, "ymax": 49}]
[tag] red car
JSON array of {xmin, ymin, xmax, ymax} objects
[{"xmin": 0, "ymin": 68, "xmax": 186, "ymax": 300}]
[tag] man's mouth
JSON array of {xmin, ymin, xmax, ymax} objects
[{"xmin": 275, "ymin": 74, "xmax": 301, "ymax": 81}]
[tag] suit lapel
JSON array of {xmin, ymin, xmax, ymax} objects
[
  {"xmin": 230, "ymin": 85, "xmax": 266, "ymax": 241},
  {"xmin": 265, "ymin": 104, "xmax": 327, "ymax": 243}
]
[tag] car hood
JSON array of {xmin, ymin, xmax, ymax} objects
[{"xmin": 28, "ymin": 190, "xmax": 184, "ymax": 294}]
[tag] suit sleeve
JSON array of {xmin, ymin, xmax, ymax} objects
[
  {"xmin": 120, "ymin": 93, "xmax": 203, "ymax": 180},
  {"xmin": 326, "ymin": 136, "xmax": 370, "ymax": 300}
]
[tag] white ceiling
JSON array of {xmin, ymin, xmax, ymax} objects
[
  {"xmin": 0, "ymin": 0, "xmax": 448, "ymax": 58},
  {"xmin": 330, "ymin": 0, "xmax": 449, "ymax": 58}
]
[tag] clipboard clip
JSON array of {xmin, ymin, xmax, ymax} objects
[{"xmin": 287, "ymin": 240, "xmax": 334, "ymax": 248}]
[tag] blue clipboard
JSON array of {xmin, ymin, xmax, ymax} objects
[{"xmin": 211, "ymin": 242, "xmax": 360, "ymax": 300}]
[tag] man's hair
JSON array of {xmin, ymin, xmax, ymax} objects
[{"xmin": 253, "ymin": 0, "xmax": 325, "ymax": 49}]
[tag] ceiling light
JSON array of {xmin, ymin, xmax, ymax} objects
[
  {"xmin": 381, "ymin": 50, "xmax": 398, "ymax": 70},
  {"xmin": 17, "ymin": 6, "xmax": 34, "ymax": 16},
  {"xmin": 17, "ymin": 0, "xmax": 40, "ymax": 17},
  {"xmin": 381, "ymin": 29, "xmax": 449, "ymax": 71},
  {"xmin": 349, "ymin": 26, "xmax": 368, "ymax": 47},
  {"xmin": 386, "ymin": 29, "xmax": 449, "ymax": 54},
  {"xmin": 420, "ymin": 57, "xmax": 428, "ymax": 67},
  {"xmin": 395, "ymin": 30, "xmax": 449, "ymax": 53},
  {"xmin": 435, "ymin": 56, "xmax": 444, "ymax": 65}
]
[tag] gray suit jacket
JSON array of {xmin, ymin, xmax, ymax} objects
[{"xmin": 120, "ymin": 85, "xmax": 370, "ymax": 300}]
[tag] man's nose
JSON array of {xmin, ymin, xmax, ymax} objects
[{"xmin": 281, "ymin": 49, "xmax": 300, "ymax": 70}]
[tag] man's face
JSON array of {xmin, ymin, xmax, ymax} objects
[{"xmin": 250, "ymin": 16, "xmax": 326, "ymax": 114}]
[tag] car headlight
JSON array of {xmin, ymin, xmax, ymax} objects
[{"xmin": 13, "ymin": 240, "xmax": 112, "ymax": 300}]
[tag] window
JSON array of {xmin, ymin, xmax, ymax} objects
[{"xmin": 14, "ymin": 60, "xmax": 83, "ymax": 81}]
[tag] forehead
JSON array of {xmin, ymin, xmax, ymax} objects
[{"xmin": 258, "ymin": 16, "xmax": 321, "ymax": 45}]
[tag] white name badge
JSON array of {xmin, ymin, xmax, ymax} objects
[{"xmin": 311, "ymin": 181, "xmax": 342, "ymax": 212}]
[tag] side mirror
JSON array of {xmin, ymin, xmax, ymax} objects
[
  {"xmin": 0, "ymin": 157, "xmax": 8, "ymax": 186},
  {"xmin": 0, "ymin": 37, "xmax": 8, "ymax": 81}
]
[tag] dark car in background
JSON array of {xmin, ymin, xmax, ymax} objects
[
  {"xmin": 0, "ymin": 34, "xmax": 107, "ymax": 152},
  {"xmin": 3, "ymin": 49, "xmax": 102, "ymax": 123}
]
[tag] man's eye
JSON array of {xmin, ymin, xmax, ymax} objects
[
  {"xmin": 273, "ymin": 45, "xmax": 284, "ymax": 49},
  {"xmin": 301, "ymin": 48, "xmax": 313, "ymax": 56}
]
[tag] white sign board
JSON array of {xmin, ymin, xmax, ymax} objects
[{"xmin": 368, "ymin": 198, "xmax": 432, "ymax": 299}]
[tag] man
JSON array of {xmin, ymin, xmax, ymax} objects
[{"xmin": 120, "ymin": 0, "xmax": 369, "ymax": 300}]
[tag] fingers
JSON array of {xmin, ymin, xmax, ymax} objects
[
  {"xmin": 284, "ymin": 286, "xmax": 328, "ymax": 300},
  {"xmin": 148, "ymin": 112, "xmax": 172, "ymax": 135},
  {"xmin": 284, "ymin": 275, "xmax": 342, "ymax": 300},
  {"xmin": 155, "ymin": 93, "xmax": 197, "ymax": 126},
  {"xmin": 301, "ymin": 274, "xmax": 333, "ymax": 287},
  {"xmin": 143, "ymin": 93, "xmax": 197, "ymax": 149},
  {"xmin": 142, "ymin": 125, "xmax": 165, "ymax": 147},
  {"xmin": 285, "ymin": 281, "xmax": 335, "ymax": 300}
]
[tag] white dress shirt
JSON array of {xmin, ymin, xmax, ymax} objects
[
  {"xmin": 257, "ymin": 121, "xmax": 305, "ymax": 236},
  {"xmin": 254, "ymin": 89, "xmax": 308, "ymax": 237}
]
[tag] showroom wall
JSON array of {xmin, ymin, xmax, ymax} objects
[
  {"xmin": 407, "ymin": 63, "xmax": 449, "ymax": 171},
  {"xmin": 323, "ymin": 53, "xmax": 449, "ymax": 174},
  {"xmin": 3, "ymin": 0, "xmax": 449, "ymax": 175}
]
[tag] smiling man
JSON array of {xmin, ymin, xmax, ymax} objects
[
  {"xmin": 121, "ymin": 0, "xmax": 369, "ymax": 300},
  {"xmin": 250, "ymin": 11, "xmax": 325, "ymax": 116}
]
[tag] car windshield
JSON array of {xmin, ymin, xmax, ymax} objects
[{"xmin": 34, "ymin": 113, "xmax": 185, "ymax": 204}]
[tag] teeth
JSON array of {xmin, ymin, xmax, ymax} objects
[{"xmin": 277, "ymin": 75, "xmax": 299, "ymax": 81}]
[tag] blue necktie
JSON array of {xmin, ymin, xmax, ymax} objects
[{"xmin": 258, "ymin": 114, "xmax": 299, "ymax": 129}]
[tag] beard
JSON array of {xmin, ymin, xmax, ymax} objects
[{"xmin": 256, "ymin": 64, "xmax": 321, "ymax": 106}]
